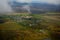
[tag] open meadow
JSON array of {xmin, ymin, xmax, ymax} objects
[{"xmin": 0, "ymin": 12, "xmax": 60, "ymax": 40}]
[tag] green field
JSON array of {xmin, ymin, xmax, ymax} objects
[{"xmin": 0, "ymin": 12, "xmax": 60, "ymax": 40}]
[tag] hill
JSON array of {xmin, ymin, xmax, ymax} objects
[{"xmin": 9, "ymin": 1, "xmax": 60, "ymax": 13}]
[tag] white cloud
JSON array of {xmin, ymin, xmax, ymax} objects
[
  {"xmin": 0, "ymin": 0, "xmax": 13, "ymax": 13},
  {"xmin": 40, "ymin": 0, "xmax": 60, "ymax": 4},
  {"xmin": 16, "ymin": 0, "xmax": 31, "ymax": 3},
  {"xmin": 32, "ymin": 0, "xmax": 60, "ymax": 4},
  {"xmin": 15, "ymin": 0, "xmax": 60, "ymax": 4}
]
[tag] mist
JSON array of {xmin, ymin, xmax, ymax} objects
[
  {"xmin": 16, "ymin": 0, "xmax": 31, "ymax": 13},
  {"xmin": 0, "ymin": 0, "xmax": 13, "ymax": 14},
  {"xmin": 21, "ymin": 5, "xmax": 31, "ymax": 13}
]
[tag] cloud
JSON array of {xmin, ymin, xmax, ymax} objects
[
  {"xmin": 13, "ymin": 0, "xmax": 60, "ymax": 4},
  {"xmin": 16, "ymin": 0, "xmax": 31, "ymax": 13},
  {"xmin": 0, "ymin": 0, "xmax": 13, "ymax": 13},
  {"xmin": 16, "ymin": 0, "xmax": 60, "ymax": 4},
  {"xmin": 16, "ymin": 0, "xmax": 31, "ymax": 3},
  {"xmin": 32, "ymin": 0, "xmax": 60, "ymax": 4}
]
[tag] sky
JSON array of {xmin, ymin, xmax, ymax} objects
[
  {"xmin": 32, "ymin": 0, "xmax": 60, "ymax": 4},
  {"xmin": 16, "ymin": 0, "xmax": 60, "ymax": 4},
  {"xmin": 16, "ymin": 0, "xmax": 31, "ymax": 3},
  {"xmin": 0, "ymin": 0, "xmax": 60, "ymax": 13}
]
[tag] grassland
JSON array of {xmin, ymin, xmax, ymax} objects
[{"xmin": 0, "ymin": 12, "xmax": 60, "ymax": 40}]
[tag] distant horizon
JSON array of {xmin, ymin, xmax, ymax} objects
[{"xmin": 0, "ymin": 0, "xmax": 60, "ymax": 13}]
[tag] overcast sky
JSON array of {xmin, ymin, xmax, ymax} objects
[
  {"xmin": 32, "ymin": 0, "xmax": 60, "ymax": 4},
  {"xmin": 16, "ymin": 0, "xmax": 60, "ymax": 4},
  {"xmin": 16, "ymin": 0, "xmax": 31, "ymax": 3}
]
